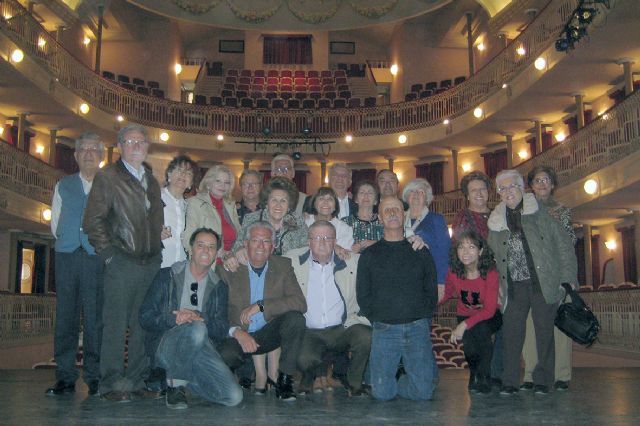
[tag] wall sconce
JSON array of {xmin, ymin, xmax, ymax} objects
[
  {"xmin": 476, "ymin": 42, "xmax": 486, "ymax": 51},
  {"xmin": 448, "ymin": 225, "xmax": 453, "ymax": 238},
  {"xmin": 11, "ymin": 48, "xmax": 24, "ymax": 63},
  {"xmin": 35, "ymin": 144, "xmax": 44, "ymax": 154},
  {"xmin": 41, "ymin": 208, "xmax": 52, "ymax": 222},
  {"xmin": 534, "ymin": 57, "xmax": 547, "ymax": 70},
  {"xmin": 159, "ymin": 132, "xmax": 169, "ymax": 142},
  {"xmin": 398, "ymin": 134, "xmax": 407, "ymax": 144},
  {"xmin": 555, "ymin": 132, "xmax": 566, "ymax": 142},
  {"xmin": 344, "ymin": 134, "xmax": 353, "ymax": 143},
  {"xmin": 516, "ymin": 45, "xmax": 526, "ymax": 56},
  {"xmin": 174, "ymin": 63, "xmax": 183, "ymax": 75},
  {"xmin": 79, "ymin": 103, "xmax": 90, "ymax": 114},
  {"xmin": 604, "ymin": 240, "xmax": 617, "ymax": 251},
  {"xmin": 473, "ymin": 107, "xmax": 484, "ymax": 118},
  {"xmin": 83, "ymin": 36, "xmax": 91, "ymax": 46},
  {"xmin": 461, "ymin": 163, "xmax": 471, "ymax": 172},
  {"xmin": 518, "ymin": 149, "xmax": 529, "ymax": 160},
  {"xmin": 390, "ymin": 64, "xmax": 399, "ymax": 76},
  {"xmin": 116, "ymin": 115, "xmax": 124, "ymax": 122},
  {"xmin": 584, "ymin": 178, "xmax": 598, "ymax": 195},
  {"xmin": 99, "ymin": 160, "xmax": 106, "ymax": 168}
]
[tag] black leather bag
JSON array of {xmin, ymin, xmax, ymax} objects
[{"xmin": 555, "ymin": 283, "xmax": 600, "ymax": 347}]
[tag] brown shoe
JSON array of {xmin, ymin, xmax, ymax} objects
[
  {"xmin": 100, "ymin": 391, "xmax": 131, "ymax": 402},
  {"xmin": 131, "ymin": 388, "xmax": 163, "ymax": 400}
]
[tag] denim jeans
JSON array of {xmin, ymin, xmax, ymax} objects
[
  {"xmin": 369, "ymin": 318, "xmax": 435, "ymax": 401},
  {"xmin": 156, "ymin": 321, "xmax": 243, "ymax": 406}
]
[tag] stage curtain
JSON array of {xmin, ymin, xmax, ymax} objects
[
  {"xmin": 263, "ymin": 36, "xmax": 312, "ymax": 65},
  {"xmin": 481, "ymin": 149, "xmax": 507, "ymax": 179},
  {"xmin": 620, "ymin": 226, "xmax": 637, "ymax": 283},
  {"xmin": 415, "ymin": 162, "xmax": 444, "ymax": 195}
]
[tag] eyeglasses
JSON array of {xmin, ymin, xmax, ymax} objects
[
  {"xmin": 533, "ymin": 177, "xmax": 551, "ymax": 185},
  {"xmin": 190, "ymin": 282, "xmax": 198, "ymax": 306},
  {"xmin": 121, "ymin": 139, "xmax": 148, "ymax": 148},
  {"xmin": 249, "ymin": 238, "xmax": 273, "ymax": 245},
  {"xmin": 174, "ymin": 168, "xmax": 194, "ymax": 177},
  {"xmin": 497, "ymin": 183, "xmax": 522, "ymax": 193},
  {"xmin": 274, "ymin": 166, "xmax": 290, "ymax": 174},
  {"xmin": 309, "ymin": 236, "xmax": 336, "ymax": 242},
  {"xmin": 241, "ymin": 182, "xmax": 260, "ymax": 188},
  {"xmin": 78, "ymin": 146, "xmax": 102, "ymax": 153}
]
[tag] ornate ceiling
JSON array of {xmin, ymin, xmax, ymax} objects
[{"xmin": 130, "ymin": 0, "xmax": 454, "ymax": 31}]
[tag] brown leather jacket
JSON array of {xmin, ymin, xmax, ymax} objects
[{"xmin": 83, "ymin": 160, "xmax": 163, "ymax": 263}]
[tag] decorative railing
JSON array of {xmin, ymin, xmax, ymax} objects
[
  {"xmin": 0, "ymin": 0, "xmax": 585, "ymax": 138},
  {"xmin": 0, "ymin": 141, "xmax": 64, "ymax": 205},
  {"xmin": 0, "ymin": 293, "xmax": 56, "ymax": 347},
  {"xmin": 582, "ymin": 288, "xmax": 640, "ymax": 352}
]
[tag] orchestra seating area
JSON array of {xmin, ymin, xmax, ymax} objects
[
  {"xmin": 203, "ymin": 68, "xmax": 376, "ymax": 109},
  {"xmin": 101, "ymin": 70, "xmax": 165, "ymax": 98},
  {"xmin": 404, "ymin": 76, "xmax": 467, "ymax": 101}
]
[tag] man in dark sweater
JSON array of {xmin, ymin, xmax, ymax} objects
[{"xmin": 356, "ymin": 196, "xmax": 438, "ymax": 401}]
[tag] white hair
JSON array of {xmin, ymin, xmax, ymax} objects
[
  {"xmin": 270, "ymin": 154, "xmax": 294, "ymax": 172},
  {"xmin": 328, "ymin": 163, "xmax": 352, "ymax": 179},
  {"xmin": 75, "ymin": 132, "xmax": 104, "ymax": 152},
  {"xmin": 402, "ymin": 178, "xmax": 434, "ymax": 206},
  {"xmin": 495, "ymin": 169, "xmax": 524, "ymax": 189}
]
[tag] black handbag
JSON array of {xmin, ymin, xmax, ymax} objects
[{"xmin": 554, "ymin": 283, "xmax": 600, "ymax": 347}]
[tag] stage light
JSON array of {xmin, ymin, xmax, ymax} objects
[
  {"xmin": 292, "ymin": 152, "xmax": 302, "ymax": 160},
  {"xmin": 262, "ymin": 127, "xmax": 271, "ymax": 137},
  {"xmin": 575, "ymin": 7, "xmax": 597, "ymax": 24},
  {"xmin": 302, "ymin": 127, "xmax": 311, "ymax": 137}
]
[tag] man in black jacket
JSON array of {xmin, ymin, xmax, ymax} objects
[
  {"xmin": 139, "ymin": 228, "xmax": 242, "ymax": 409},
  {"xmin": 356, "ymin": 197, "xmax": 438, "ymax": 401}
]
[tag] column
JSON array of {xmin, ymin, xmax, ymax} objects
[
  {"xmin": 616, "ymin": 58, "xmax": 635, "ymax": 97},
  {"xmin": 504, "ymin": 132, "xmax": 514, "ymax": 168},
  {"xmin": 56, "ymin": 25, "xmax": 64, "ymax": 42},
  {"xmin": 107, "ymin": 146, "xmax": 114, "ymax": 164},
  {"xmin": 466, "ymin": 12, "xmax": 475, "ymax": 76},
  {"xmin": 634, "ymin": 212, "xmax": 640, "ymax": 283},
  {"xmin": 583, "ymin": 224, "xmax": 593, "ymax": 287},
  {"xmin": 534, "ymin": 119, "xmax": 543, "ymax": 156},
  {"xmin": 320, "ymin": 160, "xmax": 327, "ymax": 186},
  {"xmin": 28, "ymin": 1, "xmax": 35, "ymax": 13},
  {"xmin": 242, "ymin": 159, "xmax": 251, "ymax": 170},
  {"xmin": 47, "ymin": 128, "xmax": 58, "ymax": 166},
  {"xmin": 574, "ymin": 93, "xmax": 585, "ymax": 129},
  {"xmin": 451, "ymin": 149, "xmax": 459, "ymax": 190},
  {"xmin": 16, "ymin": 113, "xmax": 27, "ymax": 151},
  {"xmin": 94, "ymin": 5, "xmax": 104, "ymax": 73},
  {"xmin": 386, "ymin": 156, "xmax": 395, "ymax": 172}
]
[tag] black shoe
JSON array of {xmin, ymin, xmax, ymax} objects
[
  {"xmin": 87, "ymin": 380, "xmax": 99, "ymax": 396},
  {"xmin": 534, "ymin": 384, "xmax": 549, "ymax": 395},
  {"xmin": 166, "ymin": 386, "xmax": 188, "ymax": 410},
  {"xmin": 45, "ymin": 381, "xmax": 75, "ymax": 396},
  {"xmin": 490, "ymin": 377, "xmax": 502, "ymax": 388},
  {"xmin": 275, "ymin": 372, "xmax": 296, "ymax": 401},
  {"xmin": 238, "ymin": 377, "xmax": 253, "ymax": 389},
  {"xmin": 499, "ymin": 386, "xmax": 518, "ymax": 396},
  {"xmin": 347, "ymin": 386, "xmax": 368, "ymax": 397},
  {"xmin": 520, "ymin": 381, "xmax": 534, "ymax": 391},
  {"xmin": 554, "ymin": 380, "xmax": 569, "ymax": 391}
]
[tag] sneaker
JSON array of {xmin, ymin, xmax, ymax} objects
[
  {"xmin": 499, "ymin": 386, "xmax": 518, "ymax": 396},
  {"xmin": 520, "ymin": 381, "xmax": 534, "ymax": 391},
  {"xmin": 534, "ymin": 385, "xmax": 549, "ymax": 395},
  {"xmin": 554, "ymin": 380, "xmax": 569, "ymax": 391},
  {"xmin": 166, "ymin": 386, "xmax": 188, "ymax": 410}
]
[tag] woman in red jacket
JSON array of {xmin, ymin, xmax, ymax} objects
[{"xmin": 439, "ymin": 230, "xmax": 502, "ymax": 394}]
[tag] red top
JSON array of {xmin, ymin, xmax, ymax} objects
[
  {"xmin": 440, "ymin": 269, "xmax": 499, "ymax": 329},
  {"xmin": 210, "ymin": 195, "xmax": 237, "ymax": 263},
  {"xmin": 451, "ymin": 208, "xmax": 490, "ymax": 241}
]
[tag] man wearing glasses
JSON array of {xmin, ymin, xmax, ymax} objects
[
  {"xmin": 236, "ymin": 169, "xmax": 262, "ymax": 224},
  {"xmin": 139, "ymin": 228, "xmax": 242, "ymax": 409},
  {"xmin": 217, "ymin": 221, "xmax": 306, "ymax": 401},
  {"xmin": 271, "ymin": 154, "xmax": 307, "ymax": 216},
  {"xmin": 84, "ymin": 124, "xmax": 164, "ymax": 402},
  {"xmin": 285, "ymin": 221, "xmax": 371, "ymax": 396},
  {"xmin": 46, "ymin": 133, "xmax": 104, "ymax": 397},
  {"xmin": 487, "ymin": 169, "xmax": 576, "ymax": 396}
]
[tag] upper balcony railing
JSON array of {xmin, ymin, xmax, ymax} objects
[
  {"xmin": 0, "ymin": 140, "xmax": 64, "ymax": 205},
  {"xmin": 0, "ymin": 0, "xmax": 582, "ymax": 139}
]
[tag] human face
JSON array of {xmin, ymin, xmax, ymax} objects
[
  {"xmin": 267, "ymin": 189, "xmax": 290, "ymax": 223},
  {"xmin": 245, "ymin": 226, "xmax": 274, "ymax": 268},
  {"xmin": 208, "ymin": 171, "xmax": 231, "ymax": 199},
  {"xmin": 407, "ymin": 188, "xmax": 427, "ymax": 209},
  {"xmin": 531, "ymin": 172, "xmax": 554, "ymax": 201},
  {"xmin": 378, "ymin": 197, "xmax": 405, "ymax": 231},
  {"xmin": 308, "ymin": 225, "xmax": 336, "ymax": 264},
  {"xmin": 457, "ymin": 238, "xmax": 482, "ymax": 271},
  {"xmin": 497, "ymin": 176, "xmax": 524, "ymax": 209},
  {"xmin": 355, "ymin": 184, "xmax": 376, "ymax": 209},
  {"xmin": 190, "ymin": 232, "xmax": 218, "ymax": 269},
  {"xmin": 314, "ymin": 193, "xmax": 336, "ymax": 219},
  {"xmin": 241, "ymin": 174, "xmax": 261, "ymax": 202},
  {"xmin": 378, "ymin": 171, "xmax": 399, "ymax": 197},
  {"xmin": 329, "ymin": 167, "xmax": 351, "ymax": 197},
  {"xmin": 272, "ymin": 159, "xmax": 295, "ymax": 179},
  {"xmin": 74, "ymin": 138, "xmax": 103, "ymax": 176},
  {"xmin": 119, "ymin": 129, "xmax": 149, "ymax": 169},
  {"xmin": 168, "ymin": 163, "xmax": 194, "ymax": 194},
  {"xmin": 467, "ymin": 179, "xmax": 489, "ymax": 212}
]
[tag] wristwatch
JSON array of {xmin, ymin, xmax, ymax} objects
[{"xmin": 257, "ymin": 299, "xmax": 264, "ymax": 312}]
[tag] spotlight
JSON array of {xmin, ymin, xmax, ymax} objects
[
  {"xmin": 575, "ymin": 7, "xmax": 597, "ymax": 24},
  {"xmin": 292, "ymin": 152, "xmax": 302, "ymax": 160},
  {"xmin": 302, "ymin": 127, "xmax": 311, "ymax": 137},
  {"xmin": 567, "ymin": 25, "xmax": 586, "ymax": 41},
  {"xmin": 555, "ymin": 38, "xmax": 571, "ymax": 52},
  {"xmin": 262, "ymin": 127, "xmax": 271, "ymax": 137}
]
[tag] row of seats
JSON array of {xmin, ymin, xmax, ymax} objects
[
  {"xmin": 336, "ymin": 63, "xmax": 367, "ymax": 78},
  {"xmin": 203, "ymin": 96, "xmax": 377, "ymax": 109},
  {"xmin": 580, "ymin": 282, "xmax": 639, "ymax": 292},
  {"xmin": 101, "ymin": 71, "xmax": 165, "ymax": 98},
  {"xmin": 218, "ymin": 89, "xmax": 353, "ymax": 101},
  {"xmin": 404, "ymin": 76, "xmax": 466, "ymax": 101},
  {"xmin": 224, "ymin": 76, "xmax": 349, "ymax": 87},
  {"xmin": 226, "ymin": 69, "xmax": 347, "ymax": 79}
]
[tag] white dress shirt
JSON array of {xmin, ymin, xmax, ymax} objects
[
  {"xmin": 161, "ymin": 187, "xmax": 187, "ymax": 268},
  {"xmin": 305, "ymin": 257, "xmax": 344, "ymax": 329},
  {"xmin": 51, "ymin": 173, "xmax": 93, "ymax": 236},
  {"xmin": 337, "ymin": 195, "xmax": 350, "ymax": 219},
  {"xmin": 304, "ymin": 216, "xmax": 354, "ymax": 250}
]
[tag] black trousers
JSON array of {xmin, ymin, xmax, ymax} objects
[
  {"xmin": 218, "ymin": 311, "xmax": 305, "ymax": 375},
  {"xmin": 297, "ymin": 324, "xmax": 372, "ymax": 389},
  {"xmin": 53, "ymin": 249, "xmax": 103, "ymax": 384},
  {"xmin": 502, "ymin": 279, "xmax": 557, "ymax": 388},
  {"xmin": 458, "ymin": 311, "xmax": 502, "ymax": 379}
]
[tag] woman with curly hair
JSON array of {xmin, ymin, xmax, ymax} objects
[
  {"xmin": 305, "ymin": 187, "xmax": 354, "ymax": 251},
  {"xmin": 439, "ymin": 230, "xmax": 501, "ymax": 394},
  {"xmin": 451, "ymin": 171, "xmax": 493, "ymax": 241}
]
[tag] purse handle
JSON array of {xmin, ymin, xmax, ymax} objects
[{"xmin": 560, "ymin": 282, "xmax": 586, "ymax": 309}]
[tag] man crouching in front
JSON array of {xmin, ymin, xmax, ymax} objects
[{"xmin": 139, "ymin": 228, "xmax": 243, "ymax": 409}]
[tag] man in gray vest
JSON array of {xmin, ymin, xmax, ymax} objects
[
  {"xmin": 84, "ymin": 124, "xmax": 164, "ymax": 402},
  {"xmin": 46, "ymin": 133, "xmax": 104, "ymax": 396}
]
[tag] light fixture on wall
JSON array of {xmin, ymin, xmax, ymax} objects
[
  {"xmin": 518, "ymin": 149, "xmax": 529, "ymax": 160},
  {"xmin": 216, "ymin": 134, "xmax": 224, "ymax": 142},
  {"xmin": 584, "ymin": 178, "xmax": 599, "ymax": 195},
  {"xmin": 473, "ymin": 107, "xmax": 484, "ymax": 118},
  {"xmin": 476, "ymin": 42, "xmax": 486, "ymax": 51},
  {"xmin": 516, "ymin": 45, "xmax": 526, "ymax": 56},
  {"xmin": 11, "ymin": 49, "xmax": 24, "ymax": 63},
  {"xmin": 160, "ymin": 132, "xmax": 170, "ymax": 142},
  {"xmin": 35, "ymin": 145, "xmax": 44, "ymax": 154},
  {"xmin": 461, "ymin": 163, "xmax": 471, "ymax": 172},
  {"xmin": 174, "ymin": 63, "xmax": 183, "ymax": 75},
  {"xmin": 448, "ymin": 225, "xmax": 453, "ymax": 238},
  {"xmin": 41, "ymin": 208, "xmax": 52, "ymax": 222},
  {"xmin": 396, "ymin": 171, "xmax": 403, "ymax": 181},
  {"xmin": 398, "ymin": 134, "xmax": 407, "ymax": 144},
  {"xmin": 38, "ymin": 37, "xmax": 46, "ymax": 48},
  {"xmin": 99, "ymin": 160, "xmax": 106, "ymax": 168},
  {"xmin": 390, "ymin": 64, "xmax": 399, "ymax": 76},
  {"xmin": 534, "ymin": 57, "xmax": 547, "ymax": 70},
  {"xmin": 83, "ymin": 36, "xmax": 91, "ymax": 46},
  {"xmin": 79, "ymin": 103, "xmax": 90, "ymax": 114},
  {"xmin": 555, "ymin": 132, "xmax": 566, "ymax": 142},
  {"xmin": 345, "ymin": 134, "xmax": 353, "ymax": 143},
  {"xmin": 604, "ymin": 239, "xmax": 617, "ymax": 251},
  {"xmin": 116, "ymin": 115, "xmax": 124, "ymax": 122}
]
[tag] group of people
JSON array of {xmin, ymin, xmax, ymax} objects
[{"xmin": 47, "ymin": 123, "xmax": 577, "ymax": 409}]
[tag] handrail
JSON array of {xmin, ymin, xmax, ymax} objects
[
  {"xmin": 0, "ymin": 140, "xmax": 65, "ymax": 205},
  {"xmin": 0, "ymin": 0, "xmax": 586, "ymax": 139}
]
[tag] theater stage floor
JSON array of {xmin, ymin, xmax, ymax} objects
[{"xmin": 1, "ymin": 368, "xmax": 638, "ymax": 425}]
